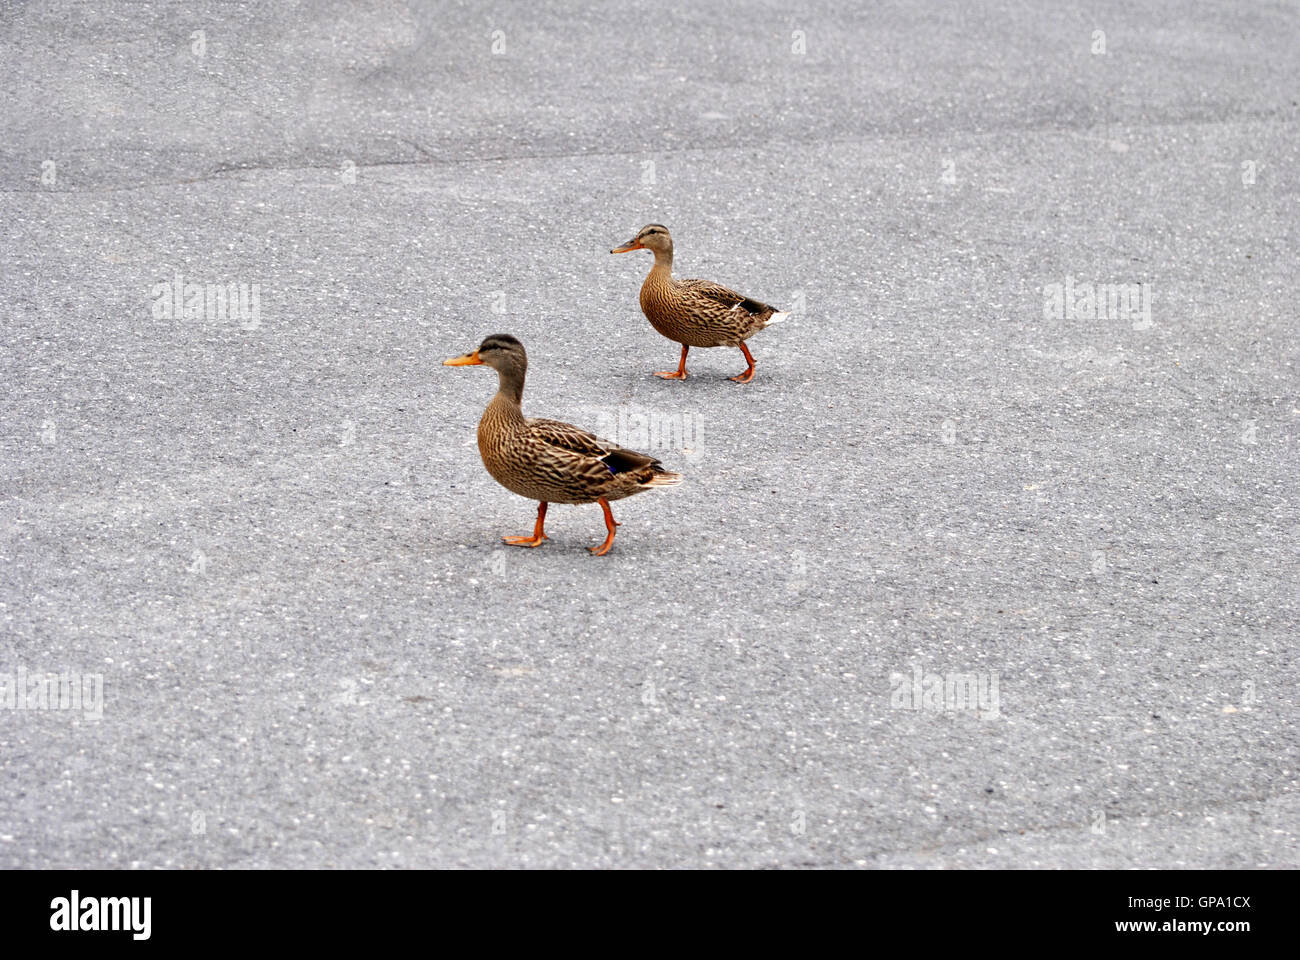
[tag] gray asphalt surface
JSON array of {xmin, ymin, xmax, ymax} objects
[{"xmin": 1, "ymin": 1, "xmax": 1297, "ymax": 869}]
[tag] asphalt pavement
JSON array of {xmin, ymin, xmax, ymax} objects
[{"xmin": 1, "ymin": 0, "xmax": 1297, "ymax": 868}]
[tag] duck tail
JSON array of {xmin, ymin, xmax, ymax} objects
[
  {"xmin": 643, "ymin": 470, "xmax": 683, "ymax": 488},
  {"xmin": 767, "ymin": 310, "xmax": 790, "ymax": 324}
]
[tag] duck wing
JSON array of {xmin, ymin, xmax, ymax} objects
[
  {"xmin": 526, "ymin": 417, "xmax": 662, "ymax": 475},
  {"xmin": 679, "ymin": 277, "xmax": 776, "ymax": 316}
]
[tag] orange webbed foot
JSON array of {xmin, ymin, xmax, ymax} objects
[
  {"xmin": 589, "ymin": 498, "xmax": 619, "ymax": 555},
  {"xmin": 730, "ymin": 343, "xmax": 757, "ymax": 383},
  {"xmin": 655, "ymin": 345, "xmax": 689, "ymax": 380},
  {"xmin": 503, "ymin": 502, "xmax": 549, "ymax": 548},
  {"xmin": 502, "ymin": 533, "xmax": 548, "ymax": 548}
]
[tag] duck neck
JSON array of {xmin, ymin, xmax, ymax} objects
[
  {"xmin": 486, "ymin": 361, "xmax": 527, "ymax": 424},
  {"xmin": 644, "ymin": 247, "xmax": 675, "ymax": 296}
]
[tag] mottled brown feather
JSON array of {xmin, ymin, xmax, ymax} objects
[
  {"xmin": 627, "ymin": 228, "xmax": 784, "ymax": 350},
  {"xmin": 472, "ymin": 359, "xmax": 681, "ymax": 506}
]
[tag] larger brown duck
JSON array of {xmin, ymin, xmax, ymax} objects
[
  {"xmin": 444, "ymin": 334, "xmax": 682, "ymax": 556},
  {"xmin": 611, "ymin": 224, "xmax": 788, "ymax": 383}
]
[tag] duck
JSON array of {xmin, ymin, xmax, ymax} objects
[
  {"xmin": 443, "ymin": 334, "xmax": 682, "ymax": 556},
  {"xmin": 611, "ymin": 224, "xmax": 788, "ymax": 383}
]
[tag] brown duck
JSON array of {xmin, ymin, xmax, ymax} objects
[
  {"xmin": 611, "ymin": 224, "xmax": 788, "ymax": 383},
  {"xmin": 444, "ymin": 334, "xmax": 682, "ymax": 556}
]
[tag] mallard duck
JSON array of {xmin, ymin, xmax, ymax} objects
[
  {"xmin": 611, "ymin": 224, "xmax": 788, "ymax": 383},
  {"xmin": 443, "ymin": 334, "xmax": 682, "ymax": 556}
]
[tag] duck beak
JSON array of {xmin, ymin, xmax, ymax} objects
[
  {"xmin": 443, "ymin": 350, "xmax": 483, "ymax": 366},
  {"xmin": 610, "ymin": 239, "xmax": 643, "ymax": 254}
]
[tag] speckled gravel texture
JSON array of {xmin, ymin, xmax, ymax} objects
[{"xmin": 1, "ymin": 0, "xmax": 1296, "ymax": 868}]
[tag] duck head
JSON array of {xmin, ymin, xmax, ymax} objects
[
  {"xmin": 444, "ymin": 334, "xmax": 527, "ymax": 389},
  {"xmin": 611, "ymin": 224, "xmax": 673, "ymax": 257}
]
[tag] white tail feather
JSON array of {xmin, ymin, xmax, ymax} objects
[
  {"xmin": 644, "ymin": 472, "xmax": 683, "ymax": 488},
  {"xmin": 768, "ymin": 311, "xmax": 790, "ymax": 324}
]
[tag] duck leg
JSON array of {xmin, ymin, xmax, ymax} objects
[
  {"xmin": 654, "ymin": 344, "xmax": 689, "ymax": 380},
  {"xmin": 502, "ymin": 501, "xmax": 549, "ymax": 547},
  {"xmin": 729, "ymin": 342, "xmax": 757, "ymax": 383},
  {"xmin": 588, "ymin": 497, "xmax": 621, "ymax": 556}
]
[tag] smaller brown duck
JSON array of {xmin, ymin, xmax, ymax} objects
[
  {"xmin": 611, "ymin": 224, "xmax": 788, "ymax": 383},
  {"xmin": 444, "ymin": 334, "xmax": 682, "ymax": 556}
]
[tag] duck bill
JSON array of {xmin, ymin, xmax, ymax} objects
[
  {"xmin": 610, "ymin": 239, "xmax": 643, "ymax": 254},
  {"xmin": 443, "ymin": 350, "xmax": 483, "ymax": 366}
]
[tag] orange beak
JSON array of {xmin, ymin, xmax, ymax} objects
[
  {"xmin": 610, "ymin": 239, "xmax": 643, "ymax": 254},
  {"xmin": 443, "ymin": 350, "xmax": 483, "ymax": 366}
]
